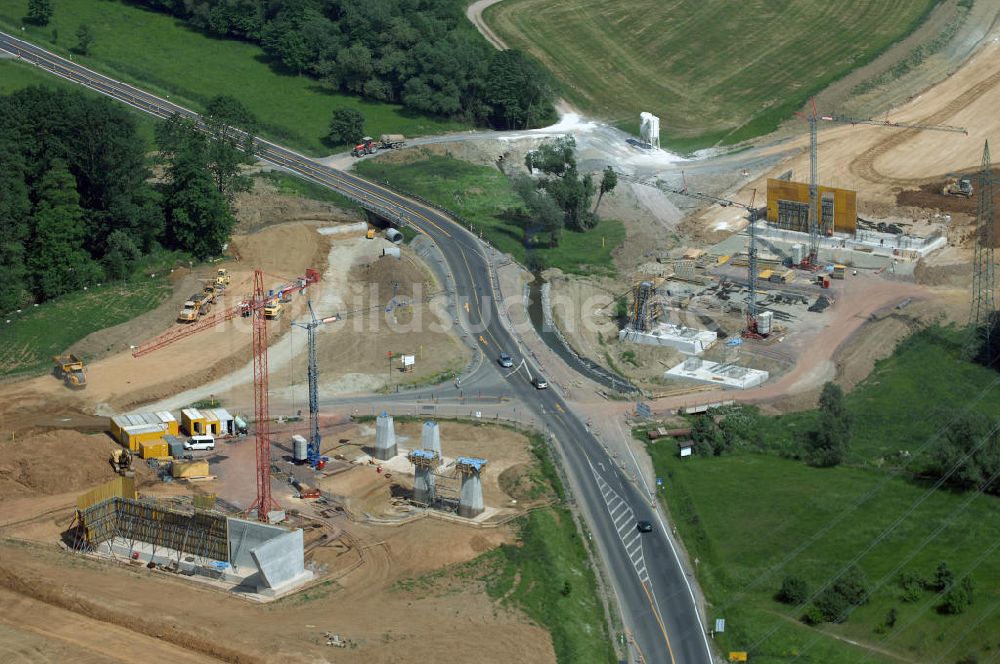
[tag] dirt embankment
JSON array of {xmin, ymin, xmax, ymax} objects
[
  {"xmin": 0, "ymin": 431, "xmax": 121, "ymax": 501},
  {"xmin": 897, "ymin": 167, "xmax": 1000, "ymax": 217},
  {"xmin": 233, "ymin": 176, "xmax": 363, "ymax": 233}
]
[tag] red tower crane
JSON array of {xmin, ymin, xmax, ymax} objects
[
  {"xmin": 132, "ymin": 267, "xmax": 320, "ymax": 522},
  {"xmin": 249, "ymin": 269, "xmax": 276, "ymax": 518}
]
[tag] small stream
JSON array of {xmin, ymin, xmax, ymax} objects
[{"xmin": 526, "ymin": 274, "xmax": 637, "ymax": 394}]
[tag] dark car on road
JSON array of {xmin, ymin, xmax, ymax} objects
[{"xmin": 637, "ymin": 520, "xmax": 653, "ymax": 533}]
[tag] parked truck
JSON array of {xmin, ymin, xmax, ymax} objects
[
  {"xmin": 263, "ymin": 298, "xmax": 283, "ymax": 320},
  {"xmin": 178, "ymin": 291, "xmax": 214, "ymax": 323},
  {"xmin": 379, "ymin": 134, "xmax": 405, "ymax": 149},
  {"xmin": 53, "ymin": 354, "xmax": 86, "ymax": 388}
]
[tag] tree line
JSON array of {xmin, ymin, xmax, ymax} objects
[
  {"xmin": 0, "ymin": 87, "xmax": 255, "ymax": 311},
  {"xmin": 122, "ymin": 0, "xmax": 557, "ymax": 130}
]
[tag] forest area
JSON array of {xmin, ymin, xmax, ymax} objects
[
  {"xmin": 0, "ymin": 87, "xmax": 254, "ymax": 311},
  {"xmin": 123, "ymin": 0, "xmax": 557, "ymax": 130}
]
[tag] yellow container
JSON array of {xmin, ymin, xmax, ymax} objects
[
  {"xmin": 139, "ymin": 440, "xmax": 169, "ymax": 459},
  {"xmin": 172, "ymin": 459, "xmax": 210, "ymax": 478}
]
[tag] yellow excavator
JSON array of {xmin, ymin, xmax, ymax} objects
[{"xmin": 110, "ymin": 448, "xmax": 134, "ymax": 477}]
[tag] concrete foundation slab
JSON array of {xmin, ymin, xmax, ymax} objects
[
  {"xmin": 665, "ymin": 357, "xmax": 769, "ymax": 389},
  {"xmin": 619, "ymin": 323, "xmax": 717, "ymax": 355}
]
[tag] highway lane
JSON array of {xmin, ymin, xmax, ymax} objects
[{"xmin": 0, "ymin": 31, "xmax": 713, "ymax": 663}]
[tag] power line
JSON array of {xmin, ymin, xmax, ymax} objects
[
  {"xmin": 743, "ymin": 422, "xmax": 1000, "ymax": 656},
  {"xmin": 714, "ymin": 370, "xmax": 1000, "ymax": 615},
  {"xmin": 967, "ymin": 140, "xmax": 996, "ymax": 358},
  {"xmin": 793, "ymin": 466, "xmax": 1000, "ymax": 663}
]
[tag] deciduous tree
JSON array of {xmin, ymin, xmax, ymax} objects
[
  {"xmin": 595, "ymin": 166, "xmax": 618, "ymax": 212},
  {"xmin": 328, "ymin": 108, "xmax": 365, "ymax": 145},
  {"xmin": 803, "ymin": 382, "xmax": 851, "ymax": 467},
  {"xmin": 26, "ymin": 0, "xmax": 54, "ymax": 26},
  {"xmin": 203, "ymin": 95, "xmax": 257, "ymax": 198},
  {"xmin": 75, "ymin": 24, "xmax": 95, "ymax": 55}
]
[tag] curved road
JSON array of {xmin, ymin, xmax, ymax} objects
[{"xmin": 0, "ymin": 32, "xmax": 713, "ymax": 664}]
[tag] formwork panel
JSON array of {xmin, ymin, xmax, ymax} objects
[{"xmin": 79, "ymin": 497, "xmax": 229, "ymax": 562}]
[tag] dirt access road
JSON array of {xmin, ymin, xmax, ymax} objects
[{"xmin": 467, "ymin": 0, "xmax": 508, "ymax": 50}]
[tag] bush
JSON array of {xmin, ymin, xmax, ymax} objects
[
  {"xmin": 934, "ymin": 561, "xmax": 955, "ymax": 592},
  {"xmin": 801, "ymin": 604, "xmax": 826, "ymax": 626},
  {"xmin": 833, "ymin": 565, "xmax": 870, "ymax": 606},
  {"xmin": 940, "ymin": 577, "xmax": 974, "ymax": 615},
  {"xmin": 898, "ymin": 570, "xmax": 925, "ymax": 603},
  {"xmin": 813, "ymin": 587, "xmax": 851, "ymax": 623},
  {"xmin": 777, "ymin": 575, "xmax": 809, "ymax": 605}
]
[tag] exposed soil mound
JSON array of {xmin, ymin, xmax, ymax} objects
[
  {"xmin": 0, "ymin": 431, "xmax": 121, "ymax": 500},
  {"xmin": 896, "ymin": 168, "xmax": 1000, "ymax": 215},
  {"xmin": 498, "ymin": 463, "xmax": 550, "ymax": 503}
]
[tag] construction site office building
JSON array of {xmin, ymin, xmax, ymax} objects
[
  {"xmin": 201, "ymin": 408, "xmax": 237, "ymax": 436},
  {"xmin": 110, "ymin": 411, "xmax": 178, "ymax": 451},
  {"xmin": 139, "ymin": 440, "xmax": 170, "ymax": 459}
]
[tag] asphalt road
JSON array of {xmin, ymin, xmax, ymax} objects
[{"xmin": 0, "ymin": 31, "xmax": 713, "ymax": 664}]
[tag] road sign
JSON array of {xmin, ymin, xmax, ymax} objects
[
  {"xmin": 715, "ymin": 618, "xmax": 726, "ymax": 633},
  {"xmin": 636, "ymin": 402, "xmax": 651, "ymax": 418}
]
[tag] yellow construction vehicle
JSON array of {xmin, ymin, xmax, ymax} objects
[
  {"xmin": 942, "ymin": 178, "xmax": 973, "ymax": 198},
  {"xmin": 264, "ymin": 298, "xmax": 283, "ymax": 320},
  {"xmin": 109, "ymin": 448, "xmax": 134, "ymax": 477},
  {"xmin": 178, "ymin": 291, "xmax": 214, "ymax": 323},
  {"xmin": 216, "ymin": 268, "xmax": 231, "ymax": 287},
  {"xmin": 366, "ymin": 227, "xmax": 376, "ymax": 240},
  {"xmin": 52, "ymin": 354, "xmax": 86, "ymax": 388}
]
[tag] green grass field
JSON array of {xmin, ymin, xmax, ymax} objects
[
  {"xmin": 485, "ymin": 0, "xmax": 938, "ymax": 152},
  {"xmin": 355, "ymin": 154, "xmax": 625, "ymax": 274},
  {"xmin": 757, "ymin": 327, "xmax": 1000, "ymax": 465},
  {"xmin": 0, "ymin": 265, "xmax": 175, "ymax": 378},
  {"xmin": 640, "ymin": 331, "xmax": 1000, "ymax": 663},
  {"xmin": 0, "ymin": 57, "xmax": 158, "ymax": 146},
  {"xmin": 257, "ymin": 171, "xmax": 360, "ymax": 210},
  {"xmin": 0, "ymin": 0, "xmax": 468, "ymax": 155},
  {"xmin": 0, "ymin": 55, "xmax": 75, "ymax": 93}
]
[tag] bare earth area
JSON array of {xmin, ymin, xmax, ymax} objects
[{"xmin": 0, "ymin": 419, "xmax": 554, "ymax": 664}]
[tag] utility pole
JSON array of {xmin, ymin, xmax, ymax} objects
[{"xmin": 967, "ymin": 140, "xmax": 996, "ymax": 358}]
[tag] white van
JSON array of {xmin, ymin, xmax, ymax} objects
[{"xmin": 184, "ymin": 435, "xmax": 215, "ymax": 451}]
